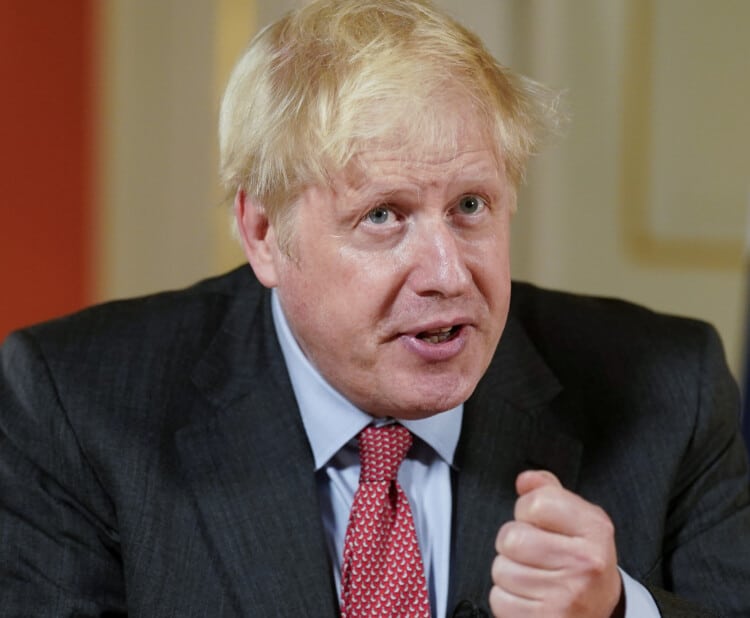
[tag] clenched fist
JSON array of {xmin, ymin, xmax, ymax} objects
[{"xmin": 490, "ymin": 470, "xmax": 624, "ymax": 617}]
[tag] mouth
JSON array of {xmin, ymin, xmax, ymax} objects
[{"xmin": 415, "ymin": 325, "xmax": 462, "ymax": 344}]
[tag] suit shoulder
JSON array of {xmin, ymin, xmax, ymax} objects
[
  {"xmin": 16, "ymin": 266, "xmax": 260, "ymax": 354},
  {"xmin": 1, "ymin": 266, "xmax": 268, "ymax": 421},
  {"xmin": 0, "ymin": 265, "xmax": 269, "ymax": 452},
  {"xmin": 510, "ymin": 280, "xmax": 715, "ymax": 343},
  {"xmin": 507, "ymin": 282, "xmax": 739, "ymax": 485},
  {"xmin": 508, "ymin": 280, "xmax": 726, "ymax": 376}
]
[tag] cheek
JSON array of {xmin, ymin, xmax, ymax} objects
[
  {"xmin": 473, "ymin": 232, "xmax": 511, "ymax": 294},
  {"xmin": 336, "ymin": 244, "xmax": 409, "ymax": 302},
  {"xmin": 276, "ymin": 250, "xmax": 387, "ymax": 345}
]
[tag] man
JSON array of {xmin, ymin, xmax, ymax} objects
[{"xmin": 1, "ymin": 0, "xmax": 749, "ymax": 616}]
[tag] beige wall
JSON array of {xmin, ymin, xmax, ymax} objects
[
  {"xmin": 98, "ymin": 0, "xmax": 750, "ymax": 375},
  {"xmin": 97, "ymin": 0, "xmax": 251, "ymax": 302},
  {"xmin": 496, "ymin": 0, "xmax": 749, "ymax": 374}
]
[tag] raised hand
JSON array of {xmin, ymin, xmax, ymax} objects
[{"xmin": 490, "ymin": 470, "xmax": 624, "ymax": 617}]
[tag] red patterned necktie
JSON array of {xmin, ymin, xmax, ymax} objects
[{"xmin": 340, "ymin": 424, "xmax": 431, "ymax": 618}]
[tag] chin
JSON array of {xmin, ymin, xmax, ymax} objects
[
  {"xmin": 388, "ymin": 407, "xmax": 447, "ymax": 421},
  {"xmin": 389, "ymin": 386, "xmax": 474, "ymax": 420},
  {"xmin": 354, "ymin": 363, "xmax": 485, "ymax": 419}
]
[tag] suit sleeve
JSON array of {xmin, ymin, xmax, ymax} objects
[
  {"xmin": 646, "ymin": 325, "xmax": 750, "ymax": 618},
  {"xmin": 0, "ymin": 330, "xmax": 127, "ymax": 616}
]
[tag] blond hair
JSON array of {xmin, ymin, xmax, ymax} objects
[{"xmin": 219, "ymin": 0, "xmax": 561, "ymax": 251}]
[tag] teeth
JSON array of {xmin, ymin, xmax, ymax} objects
[{"xmin": 420, "ymin": 326, "xmax": 454, "ymax": 344}]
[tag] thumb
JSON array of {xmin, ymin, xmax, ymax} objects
[{"xmin": 516, "ymin": 469, "xmax": 562, "ymax": 496}]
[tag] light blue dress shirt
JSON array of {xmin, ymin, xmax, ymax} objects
[{"xmin": 271, "ymin": 290, "xmax": 659, "ymax": 617}]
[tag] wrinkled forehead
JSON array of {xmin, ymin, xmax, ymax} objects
[{"xmin": 338, "ymin": 94, "xmax": 504, "ymax": 182}]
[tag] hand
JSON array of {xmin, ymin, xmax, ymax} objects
[{"xmin": 489, "ymin": 470, "xmax": 624, "ymax": 617}]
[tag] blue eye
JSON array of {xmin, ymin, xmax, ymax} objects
[
  {"xmin": 366, "ymin": 206, "xmax": 391, "ymax": 224},
  {"xmin": 458, "ymin": 195, "xmax": 485, "ymax": 214}
]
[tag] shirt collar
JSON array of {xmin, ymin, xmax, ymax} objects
[{"xmin": 271, "ymin": 289, "xmax": 463, "ymax": 470}]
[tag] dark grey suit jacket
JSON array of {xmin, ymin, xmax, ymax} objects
[{"xmin": 1, "ymin": 266, "xmax": 749, "ymax": 617}]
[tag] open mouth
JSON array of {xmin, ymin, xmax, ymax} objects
[{"xmin": 416, "ymin": 325, "xmax": 461, "ymax": 344}]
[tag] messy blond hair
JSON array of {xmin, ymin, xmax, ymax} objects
[{"xmin": 219, "ymin": 0, "xmax": 560, "ymax": 251}]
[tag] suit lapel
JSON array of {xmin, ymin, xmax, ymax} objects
[
  {"xmin": 448, "ymin": 315, "xmax": 583, "ymax": 613},
  {"xmin": 175, "ymin": 285, "xmax": 337, "ymax": 616}
]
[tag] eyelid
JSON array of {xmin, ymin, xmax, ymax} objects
[{"xmin": 364, "ymin": 204, "xmax": 392, "ymax": 216}]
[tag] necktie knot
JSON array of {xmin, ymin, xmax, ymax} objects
[{"xmin": 358, "ymin": 424, "xmax": 412, "ymax": 483}]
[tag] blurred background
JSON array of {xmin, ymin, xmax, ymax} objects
[{"xmin": 1, "ymin": 0, "xmax": 749, "ymax": 381}]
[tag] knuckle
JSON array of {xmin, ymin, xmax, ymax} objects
[
  {"xmin": 570, "ymin": 539, "xmax": 609, "ymax": 575},
  {"xmin": 586, "ymin": 551, "xmax": 609, "ymax": 575},
  {"xmin": 490, "ymin": 553, "xmax": 508, "ymax": 583},
  {"xmin": 488, "ymin": 585, "xmax": 506, "ymax": 615},
  {"xmin": 527, "ymin": 494, "xmax": 544, "ymax": 518},
  {"xmin": 585, "ymin": 552, "xmax": 610, "ymax": 577},
  {"xmin": 599, "ymin": 513, "xmax": 615, "ymax": 537},
  {"xmin": 502, "ymin": 525, "xmax": 525, "ymax": 554},
  {"xmin": 520, "ymin": 490, "xmax": 549, "ymax": 520},
  {"xmin": 590, "ymin": 504, "xmax": 615, "ymax": 535},
  {"xmin": 508, "ymin": 526, "xmax": 524, "ymax": 551},
  {"xmin": 495, "ymin": 521, "xmax": 513, "ymax": 552}
]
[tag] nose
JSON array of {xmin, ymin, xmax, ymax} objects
[{"xmin": 408, "ymin": 220, "xmax": 472, "ymax": 298}]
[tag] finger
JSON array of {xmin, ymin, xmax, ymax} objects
[
  {"xmin": 491, "ymin": 552, "xmax": 558, "ymax": 599},
  {"xmin": 514, "ymin": 483, "xmax": 611, "ymax": 538},
  {"xmin": 516, "ymin": 469, "xmax": 561, "ymax": 496},
  {"xmin": 489, "ymin": 583, "xmax": 542, "ymax": 618},
  {"xmin": 495, "ymin": 520, "xmax": 577, "ymax": 569},
  {"xmin": 491, "ymin": 558, "xmax": 622, "ymax": 618}
]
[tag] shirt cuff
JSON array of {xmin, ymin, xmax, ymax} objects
[{"xmin": 619, "ymin": 567, "xmax": 661, "ymax": 617}]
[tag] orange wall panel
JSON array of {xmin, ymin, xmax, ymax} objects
[{"xmin": 0, "ymin": 0, "xmax": 94, "ymax": 340}]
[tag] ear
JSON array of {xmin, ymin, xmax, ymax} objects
[{"xmin": 234, "ymin": 190, "xmax": 280, "ymax": 288}]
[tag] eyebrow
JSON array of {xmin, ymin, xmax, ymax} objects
[{"xmin": 354, "ymin": 167, "xmax": 503, "ymax": 194}]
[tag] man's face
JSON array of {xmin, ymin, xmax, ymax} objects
[{"xmin": 255, "ymin": 111, "xmax": 512, "ymax": 419}]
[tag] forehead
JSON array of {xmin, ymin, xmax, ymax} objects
[
  {"xmin": 340, "ymin": 99, "xmax": 504, "ymax": 177},
  {"xmin": 341, "ymin": 106, "xmax": 503, "ymax": 187}
]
